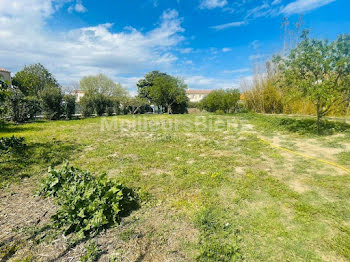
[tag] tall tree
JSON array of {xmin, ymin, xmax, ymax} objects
[
  {"xmin": 79, "ymin": 74, "xmax": 128, "ymax": 98},
  {"xmin": 137, "ymin": 72, "xmax": 188, "ymax": 114},
  {"xmin": 136, "ymin": 71, "xmax": 168, "ymax": 100},
  {"xmin": 12, "ymin": 63, "xmax": 59, "ymax": 96},
  {"xmin": 275, "ymin": 32, "xmax": 350, "ymax": 133}
]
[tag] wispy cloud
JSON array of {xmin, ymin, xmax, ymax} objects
[
  {"xmin": 249, "ymin": 40, "xmax": 260, "ymax": 50},
  {"xmin": 281, "ymin": 0, "xmax": 336, "ymax": 15},
  {"xmin": 249, "ymin": 54, "xmax": 269, "ymax": 61},
  {"xmin": 222, "ymin": 68, "xmax": 250, "ymax": 74},
  {"xmin": 210, "ymin": 21, "xmax": 247, "ymax": 30},
  {"xmin": 178, "ymin": 47, "xmax": 194, "ymax": 54},
  {"xmin": 200, "ymin": 0, "xmax": 227, "ymax": 9},
  {"xmin": 222, "ymin": 47, "xmax": 232, "ymax": 52},
  {"xmin": 272, "ymin": 0, "xmax": 282, "ymax": 5},
  {"xmin": 245, "ymin": 2, "xmax": 280, "ymax": 19}
]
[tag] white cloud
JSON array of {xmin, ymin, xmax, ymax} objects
[
  {"xmin": 222, "ymin": 48, "xmax": 232, "ymax": 52},
  {"xmin": 281, "ymin": 0, "xmax": 336, "ymax": 15},
  {"xmin": 68, "ymin": 0, "xmax": 87, "ymax": 13},
  {"xmin": 184, "ymin": 75, "xmax": 237, "ymax": 89},
  {"xmin": 210, "ymin": 21, "xmax": 247, "ymax": 30},
  {"xmin": 178, "ymin": 47, "xmax": 193, "ymax": 54},
  {"xmin": 200, "ymin": 0, "xmax": 228, "ymax": 9},
  {"xmin": 0, "ymin": 1, "xmax": 185, "ymax": 86}
]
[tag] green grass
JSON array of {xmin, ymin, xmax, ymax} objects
[{"xmin": 1, "ymin": 113, "xmax": 350, "ymax": 261}]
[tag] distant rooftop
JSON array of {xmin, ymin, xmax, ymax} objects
[
  {"xmin": 186, "ymin": 89, "xmax": 212, "ymax": 94},
  {"xmin": 0, "ymin": 68, "xmax": 10, "ymax": 73}
]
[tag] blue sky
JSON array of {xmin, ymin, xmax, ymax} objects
[{"xmin": 0, "ymin": 0, "xmax": 349, "ymax": 93}]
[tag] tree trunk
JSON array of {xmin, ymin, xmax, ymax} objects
[
  {"xmin": 167, "ymin": 103, "xmax": 173, "ymax": 114},
  {"xmin": 317, "ymin": 111, "xmax": 321, "ymax": 135},
  {"xmin": 316, "ymin": 100, "xmax": 321, "ymax": 135}
]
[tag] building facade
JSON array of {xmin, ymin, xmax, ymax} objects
[
  {"xmin": 72, "ymin": 90, "xmax": 86, "ymax": 102},
  {"xmin": 0, "ymin": 68, "xmax": 11, "ymax": 86},
  {"xmin": 186, "ymin": 89, "xmax": 212, "ymax": 103}
]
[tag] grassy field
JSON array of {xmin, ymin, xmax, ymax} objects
[{"xmin": 1, "ymin": 113, "xmax": 350, "ymax": 261}]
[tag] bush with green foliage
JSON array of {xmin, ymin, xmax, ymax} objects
[
  {"xmin": 40, "ymin": 87, "xmax": 63, "ymax": 120},
  {"xmin": 79, "ymin": 93, "xmax": 110, "ymax": 117},
  {"xmin": 105, "ymin": 96, "xmax": 115, "ymax": 116},
  {"xmin": 37, "ymin": 163, "xmax": 139, "ymax": 237},
  {"xmin": 201, "ymin": 89, "xmax": 241, "ymax": 113},
  {"xmin": 5, "ymin": 88, "xmax": 41, "ymax": 122},
  {"xmin": 188, "ymin": 101, "xmax": 200, "ymax": 109},
  {"xmin": 12, "ymin": 63, "xmax": 59, "ymax": 96},
  {"xmin": 80, "ymin": 241, "xmax": 101, "ymax": 262},
  {"xmin": 63, "ymin": 94, "xmax": 76, "ymax": 119},
  {"xmin": 0, "ymin": 76, "xmax": 9, "ymax": 117},
  {"xmin": 0, "ymin": 136, "xmax": 26, "ymax": 156},
  {"xmin": 80, "ymin": 94, "xmax": 95, "ymax": 117},
  {"xmin": 93, "ymin": 93, "xmax": 107, "ymax": 116}
]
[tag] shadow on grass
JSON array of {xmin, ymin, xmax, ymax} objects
[
  {"xmin": 278, "ymin": 118, "xmax": 350, "ymax": 135},
  {"xmin": 0, "ymin": 124, "xmax": 44, "ymax": 134},
  {"xmin": 0, "ymin": 139, "xmax": 81, "ymax": 187}
]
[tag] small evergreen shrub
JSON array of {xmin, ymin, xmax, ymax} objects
[
  {"xmin": 40, "ymin": 86, "xmax": 63, "ymax": 120},
  {"xmin": 80, "ymin": 95, "xmax": 95, "ymax": 117},
  {"xmin": 93, "ymin": 93, "xmax": 107, "ymax": 116},
  {"xmin": 37, "ymin": 163, "xmax": 139, "ymax": 237},
  {"xmin": 63, "ymin": 94, "xmax": 76, "ymax": 119}
]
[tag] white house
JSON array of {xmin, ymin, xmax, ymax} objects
[
  {"xmin": 0, "ymin": 68, "xmax": 11, "ymax": 86},
  {"xmin": 72, "ymin": 90, "xmax": 85, "ymax": 102},
  {"xmin": 186, "ymin": 89, "xmax": 212, "ymax": 103}
]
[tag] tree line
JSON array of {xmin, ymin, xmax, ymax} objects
[{"xmin": 0, "ymin": 65, "xmax": 194, "ymax": 124}]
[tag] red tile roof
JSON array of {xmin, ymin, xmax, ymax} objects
[{"xmin": 0, "ymin": 68, "xmax": 10, "ymax": 73}]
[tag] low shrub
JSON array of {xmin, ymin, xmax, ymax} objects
[{"xmin": 37, "ymin": 163, "xmax": 139, "ymax": 238}]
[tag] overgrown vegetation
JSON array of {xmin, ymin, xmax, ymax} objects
[
  {"xmin": 37, "ymin": 163, "xmax": 139, "ymax": 238},
  {"xmin": 242, "ymin": 21, "xmax": 350, "ymax": 134},
  {"xmin": 200, "ymin": 89, "xmax": 241, "ymax": 113}
]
